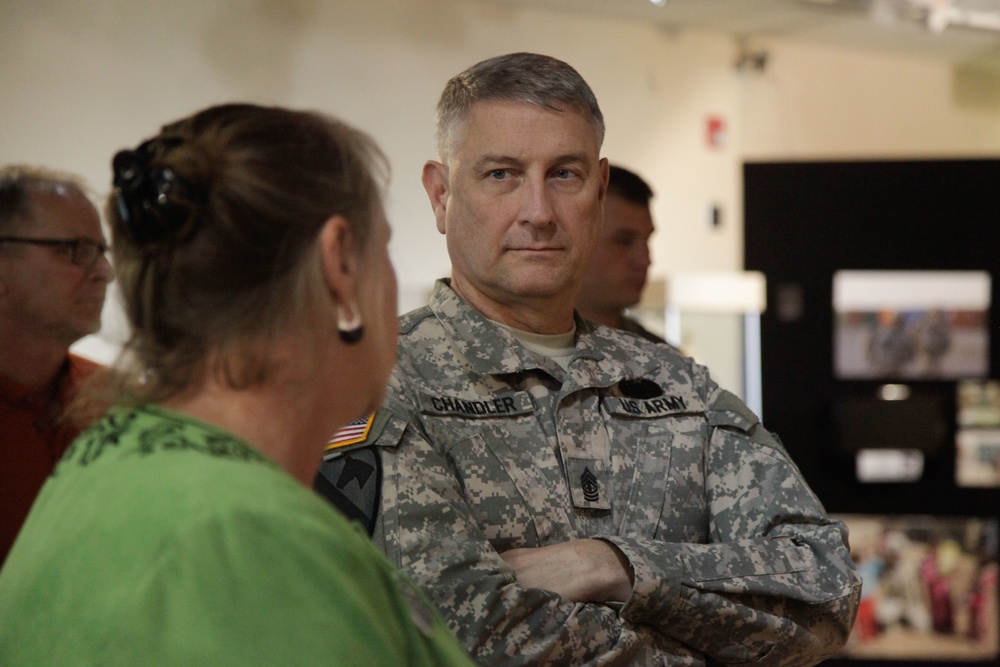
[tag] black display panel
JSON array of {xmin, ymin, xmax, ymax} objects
[{"xmin": 745, "ymin": 159, "xmax": 1000, "ymax": 666}]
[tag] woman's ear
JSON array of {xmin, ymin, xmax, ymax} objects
[{"xmin": 318, "ymin": 215, "xmax": 357, "ymax": 306}]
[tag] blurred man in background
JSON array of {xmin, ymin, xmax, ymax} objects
[
  {"xmin": 0, "ymin": 165, "xmax": 113, "ymax": 566},
  {"xmin": 577, "ymin": 163, "xmax": 664, "ymax": 343}
]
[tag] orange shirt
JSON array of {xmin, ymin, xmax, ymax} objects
[{"xmin": 0, "ymin": 354, "xmax": 103, "ymax": 566}]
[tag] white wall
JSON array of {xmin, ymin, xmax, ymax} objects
[
  {"xmin": 3, "ymin": 0, "xmax": 1000, "ymax": 364},
  {"xmin": 741, "ymin": 39, "xmax": 1000, "ymax": 159}
]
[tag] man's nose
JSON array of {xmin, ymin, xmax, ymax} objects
[
  {"xmin": 518, "ymin": 178, "xmax": 555, "ymax": 229},
  {"xmin": 90, "ymin": 252, "xmax": 115, "ymax": 282},
  {"xmin": 631, "ymin": 244, "xmax": 651, "ymax": 269}
]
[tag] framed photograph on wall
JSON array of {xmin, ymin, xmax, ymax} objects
[
  {"xmin": 833, "ymin": 271, "xmax": 991, "ymax": 381},
  {"xmin": 956, "ymin": 380, "xmax": 1000, "ymax": 489}
]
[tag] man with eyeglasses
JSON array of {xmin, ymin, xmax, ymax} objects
[{"xmin": 0, "ymin": 165, "xmax": 114, "ymax": 566}]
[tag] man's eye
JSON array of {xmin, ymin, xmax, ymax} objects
[
  {"xmin": 487, "ymin": 169, "xmax": 508, "ymax": 180},
  {"xmin": 553, "ymin": 169, "xmax": 572, "ymax": 179}
]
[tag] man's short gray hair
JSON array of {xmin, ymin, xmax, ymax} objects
[
  {"xmin": 435, "ymin": 52, "xmax": 605, "ymax": 161},
  {"xmin": 0, "ymin": 165, "xmax": 90, "ymax": 233}
]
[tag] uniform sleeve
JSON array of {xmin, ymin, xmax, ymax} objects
[
  {"xmin": 600, "ymin": 387, "xmax": 862, "ymax": 667},
  {"xmin": 373, "ymin": 381, "xmax": 704, "ymax": 666}
]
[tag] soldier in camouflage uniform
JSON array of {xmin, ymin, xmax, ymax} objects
[{"xmin": 318, "ymin": 52, "xmax": 861, "ymax": 666}]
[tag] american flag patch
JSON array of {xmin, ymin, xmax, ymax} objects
[{"xmin": 325, "ymin": 414, "xmax": 375, "ymax": 451}]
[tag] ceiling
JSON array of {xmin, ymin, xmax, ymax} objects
[{"xmin": 521, "ymin": 0, "xmax": 1000, "ymax": 64}]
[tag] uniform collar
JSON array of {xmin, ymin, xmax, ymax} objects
[{"xmin": 428, "ymin": 280, "xmax": 661, "ymax": 388}]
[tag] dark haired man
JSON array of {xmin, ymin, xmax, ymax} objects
[{"xmin": 577, "ymin": 164, "xmax": 665, "ymax": 344}]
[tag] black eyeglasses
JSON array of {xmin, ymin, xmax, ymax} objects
[{"xmin": 0, "ymin": 236, "xmax": 108, "ymax": 269}]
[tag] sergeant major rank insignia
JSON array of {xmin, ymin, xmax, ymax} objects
[
  {"xmin": 581, "ymin": 467, "xmax": 600, "ymax": 503},
  {"xmin": 567, "ymin": 458, "xmax": 609, "ymax": 509}
]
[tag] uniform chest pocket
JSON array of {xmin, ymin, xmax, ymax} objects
[
  {"xmin": 445, "ymin": 425, "xmax": 576, "ymax": 552},
  {"xmin": 602, "ymin": 396, "xmax": 709, "ymax": 543}
]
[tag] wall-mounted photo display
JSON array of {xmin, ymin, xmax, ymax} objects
[
  {"xmin": 956, "ymin": 380, "xmax": 1000, "ymax": 489},
  {"xmin": 833, "ymin": 271, "xmax": 991, "ymax": 381},
  {"xmin": 834, "ymin": 513, "xmax": 999, "ymax": 662}
]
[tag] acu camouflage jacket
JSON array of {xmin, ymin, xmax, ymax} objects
[{"xmin": 323, "ymin": 281, "xmax": 861, "ymax": 666}]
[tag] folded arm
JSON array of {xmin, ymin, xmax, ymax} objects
[
  {"xmin": 599, "ymin": 393, "xmax": 861, "ymax": 666},
  {"xmin": 374, "ymin": 409, "xmax": 702, "ymax": 666},
  {"xmin": 373, "ymin": 380, "xmax": 859, "ymax": 667}
]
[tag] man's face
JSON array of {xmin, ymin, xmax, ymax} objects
[
  {"xmin": 0, "ymin": 189, "xmax": 113, "ymax": 348},
  {"xmin": 424, "ymin": 100, "xmax": 607, "ymax": 325},
  {"xmin": 578, "ymin": 191, "xmax": 654, "ymax": 315}
]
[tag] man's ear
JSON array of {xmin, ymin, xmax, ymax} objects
[
  {"xmin": 318, "ymin": 215, "xmax": 357, "ymax": 307},
  {"xmin": 597, "ymin": 157, "xmax": 610, "ymax": 204},
  {"xmin": 421, "ymin": 160, "xmax": 449, "ymax": 235}
]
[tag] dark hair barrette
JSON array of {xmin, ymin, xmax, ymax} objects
[{"xmin": 111, "ymin": 139, "xmax": 201, "ymax": 245}]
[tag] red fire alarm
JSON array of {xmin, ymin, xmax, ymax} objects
[{"xmin": 706, "ymin": 115, "xmax": 727, "ymax": 149}]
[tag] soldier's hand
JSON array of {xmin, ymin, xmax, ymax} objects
[{"xmin": 499, "ymin": 539, "xmax": 633, "ymax": 603}]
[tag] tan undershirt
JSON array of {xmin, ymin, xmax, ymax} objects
[{"xmin": 495, "ymin": 322, "xmax": 577, "ymax": 370}]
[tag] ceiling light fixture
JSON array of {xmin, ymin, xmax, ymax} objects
[{"xmin": 869, "ymin": 0, "xmax": 1000, "ymax": 33}]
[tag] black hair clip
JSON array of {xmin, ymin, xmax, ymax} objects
[{"xmin": 111, "ymin": 139, "xmax": 201, "ymax": 245}]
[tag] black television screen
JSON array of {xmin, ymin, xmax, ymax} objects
[{"xmin": 835, "ymin": 393, "xmax": 949, "ymax": 455}]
